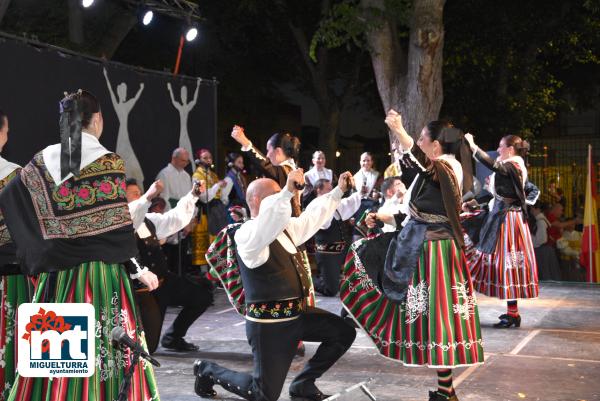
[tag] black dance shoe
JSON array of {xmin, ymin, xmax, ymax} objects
[
  {"xmin": 429, "ymin": 390, "xmax": 459, "ymax": 401},
  {"xmin": 193, "ymin": 360, "xmax": 217, "ymax": 398},
  {"xmin": 290, "ymin": 389, "xmax": 332, "ymax": 401},
  {"xmin": 493, "ymin": 314, "xmax": 521, "ymax": 328},
  {"xmin": 162, "ymin": 336, "xmax": 199, "ymax": 351}
]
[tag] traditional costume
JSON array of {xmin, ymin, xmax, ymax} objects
[
  {"xmin": 197, "ymin": 186, "xmax": 355, "ymax": 401},
  {"xmin": 0, "ymin": 95, "xmax": 159, "ymax": 401},
  {"xmin": 0, "ymin": 158, "xmax": 32, "ymax": 401},
  {"xmin": 341, "ymin": 128, "xmax": 483, "ymax": 401},
  {"xmin": 462, "ymin": 146, "xmax": 539, "ymax": 328}
]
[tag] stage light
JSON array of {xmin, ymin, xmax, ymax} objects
[
  {"xmin": 185, "ymin": 27, "xmax": 198, "ymax": 42},
  {"xmin": 142, "ymin": 10, "xmax": 154, "ymax": 26},
  {"xmin": 336, "ymin": 151, "xmax": 341, "ymax": 158},
  {"xmin": 81, "ymin": 0, "xmax": 94, "ymax": 7}
]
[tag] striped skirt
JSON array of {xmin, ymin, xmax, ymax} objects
[
  {"xmin": 341, "ymin": 238, "xmax": 484, "ymax": 368},
  {"xmin": 7, "ymin": 261, "xmax": 160, "ymax": 401},
  {"xmin": 0, "ymin": 275, "xmax": 33, "ymax": 401},
  {"xmin": 466, "ymin": 210, "xmax": 539, "ymax": 300}
]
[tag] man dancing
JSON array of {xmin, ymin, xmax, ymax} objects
[{"xmin": 194, "ymin": 169, "xmax": 356, "ymax": 401}]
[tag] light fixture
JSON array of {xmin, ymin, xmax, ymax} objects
[
  {"xmin": 81, "ymin": 0, "xmax": 95, "ymax": 8},
  {"xmin": 142, "ymin": 9, "xmax": 154, "ymax": 26},
  {"xmin": 185, "ymin": 26, "xmax": 198, "ymax": 42},
  {"xmin": 336, "ymin": 151, "xmax": 341, "ymax": 158}
]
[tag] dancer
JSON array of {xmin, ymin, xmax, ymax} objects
[
  {"xmin": 231, "ymin": 125, "xmax": 313, "ymax": 355},
  {"xmin": 341, "ymin": 110, "xmax": 483, "ymax": 401},
  {"xmin": 167, "ymin": 78, "xmax": 201, "ymax": 172},
  {"xmin": 312, "ymin": 178, "xmax": 362, "ymax": 297},
  {"xmin": 0, "ymin": 91, "xmax": 160, "ymax": 401},
  {"xmin": 462, "ymin": 133, "xmax": 539, "ymax": 328},
  {"xmin": 303, "ymin": 151, "xmax": 333, "ymax": 207},
  {"xmin": 103, "ymin": 67, "xmax": 145, "ymax": 187},
  {"xmin": 194, "ymin": 170, "xmax": 356, "ymax": 401},
  {"xmin": 0, "ymin": 110, "xmax": 32, "ymax": 401},
  {"xmin": 127, "ymin": 178, "xmax": 213, "ymax": 352}
]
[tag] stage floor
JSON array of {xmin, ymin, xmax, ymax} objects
[{"xmin": 153, "ymin": 282, "xmax": 600, "ymax": 401}]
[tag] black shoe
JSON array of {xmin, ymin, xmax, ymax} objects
[
  {"xmin": 162, "ymin": 336, "xmax": 199, "ymax": 351},
  {"xmin": 493, "ymin": 314, "xmax": 521, "ymax": 328},
  {"xmin": 429, "ymin": 390, "xmax": 459, "ymax": 401},
  {"xmin": 193, "ymin": 360, "xmax": 217, "ymax": 398},
  {"xmin": 289, "ymin": 389, "xmax": 331, "ymax": 401}
]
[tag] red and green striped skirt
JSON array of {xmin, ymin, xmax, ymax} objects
[
  {"xmin": 465, "ymin": 210, "xmax": 539, "ymax": 300},
  {"xmin": 0, "ymin": 275, "xmax": 33, "ymax": 401},
  {"xmin": 7, "ymin": 261, "xmax": 160, "ymax": 401},
  {"xmin": 341, "ymin": 238, "xmax": 484, "ymax": 368}
]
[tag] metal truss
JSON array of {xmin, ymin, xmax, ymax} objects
[{"xmin": 119, "ymin": 0, "xmax": 201, "ymax": 21}]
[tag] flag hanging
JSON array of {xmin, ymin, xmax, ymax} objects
[{"xmin": 580, "ymin": 145, "xmax": 600, "ymax": 283}]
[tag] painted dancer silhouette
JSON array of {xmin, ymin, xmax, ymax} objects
[
  {"xmin": 103, "ymin": 67, "xmax": 145, "ymax": 188},
  {"xmin": 167, "ymin": 78, "xmax": 201, "ymax": 172}
]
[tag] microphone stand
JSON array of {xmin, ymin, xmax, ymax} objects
[{"xmin": 117, "ymin": 346, "xmax": 142, "ymax": 401}]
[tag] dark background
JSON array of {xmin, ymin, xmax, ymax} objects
[{"xmin": 0, "ymin": 34, "xmax": 216, "ymax": 189}]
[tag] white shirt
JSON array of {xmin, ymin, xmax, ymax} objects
[
  {"xmin": 0, "ymin": 156, "xmax": 20, "ymax": 180},
  {"xmin": 42, "ymin": 132, "xmax": 111, "ymax": 185},
  {"xmin": 378, "ymin": 196, "xmax": 403, "ymax": 232},
  {"xmin": 128, "ymin": 191, "xmax": 198, "ymax": 240},
  {"xmin": 557, "ymin": 230, "xmax": 582, "ymax": 257},
  {"xmin": 353, "ymin": 169, "xmax": 379, "ymax": 198},
  {"xmin": 156, "ymin": 163, "xmax": 192, "ymax": 210},
  {"xmin": 305, "ymin": 167, "xmax": 333, "ymax": 186},
  {"xmin": 320, "ymin": 191, "xmax": 362, "ymax": 230},
  {"xmin": 201, "ymin": 180, "xmax": 234, "ymax": 205},
  {"xmin": 532, "ymin": 213, "xmax": 550, "ymax": 248},
  {"xmin": 235, "ymin": 186, "xmax": 344, "ymax": 269}
]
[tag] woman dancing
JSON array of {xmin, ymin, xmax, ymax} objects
[{"xmin": 342, "ymin": 110, "xmax": 483, "ymax": 401}]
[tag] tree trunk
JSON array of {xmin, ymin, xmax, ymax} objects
[
  {"xmin": 68, "ymin": 0, "xmax": 84, "ymax": 45},
  {"xmin": 0, "ymin": 0, "xmax": 12, "ymax": 26},
  {"xmin": 362, "ymin": 0, "xmax": 446, "ymax": 140},
  {"xmin": 318, "ymin": 105, "xmax": 341, "ymax": 170}
]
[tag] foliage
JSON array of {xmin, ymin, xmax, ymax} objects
[{"xmin": 442, "ymin": 0, "xmax": 600, "ymax": 144}]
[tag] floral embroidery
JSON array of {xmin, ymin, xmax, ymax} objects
[
  {"xmin": 508, "ymin": 248, "xmax": 525, "ymax": 270},
  {"xmin": 452, "ymin": 281, "xmax": 477, "ymax": 320},
  {"xmin": 404, "ymin": 280, "xmax": 429, "ymax": 324},
  {"xmin": 20, "ymin": 152, "xmax": 132, "ymax": 240},
  {"xmin": 246, "ymin": 299, "xmax": 303, "ymax": 320}
]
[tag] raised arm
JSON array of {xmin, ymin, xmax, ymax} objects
[
  {"xmin": 464, "ymin": 133, "xmax": 513, "ymax": 175},
  {"xmin": 103, "ymin": 67, "xmax": 118, "ymax": 107},
  {"xmin": 131, "ymin": 82, "xmax": 145, "ymax": 104},
  {"xmin": 231, "ymin": 125, "xmax": 285, "ymax": 183},
  {"xmin": 286, "ymin": 172, "xmax": 352, "ymax": 245},
  {"xmin": 167, "ymin": 82, "xmax": 179, "ymax": 107},
  {"xmin": 189, "ymin": 78, "xmax": 201, "ymax": 108}
]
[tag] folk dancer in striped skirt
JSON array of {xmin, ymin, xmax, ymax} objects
[
  {"xmin": 462, "ymin": 134, "xmax": 540, "ymax": 328},
  {"xmin": 0, "ymin": 91, "xmax": 161, "ymax": 401},
  {"xmin": 0, "ymin": 110, "xmax": 33, "ymax": 401},
  {"xmin": 341, "ymin": 110, "xmax": 483, "ymax": 401}
]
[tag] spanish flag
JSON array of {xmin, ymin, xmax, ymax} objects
[{"xmin": 580, "ymin": 145, "xmax": 600, "ymax": 282}]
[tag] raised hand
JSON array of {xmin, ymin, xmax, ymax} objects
[
  {"xmin": 337, "ymin": 171, "xmax": 354, "ymax": 193},
  {"xmin": 286, "ymin": 168, "xmax": 305, "ymax": 193},
  {"xmin": 231, "ymin": 125, "xmax": 251, "ymax": 148}
]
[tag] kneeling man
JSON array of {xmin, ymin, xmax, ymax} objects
[{"xmin": 194, "ymin": 169, "xmax": 356, "ymax": 401}]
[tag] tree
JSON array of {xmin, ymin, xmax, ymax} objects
[
  {"xmin": 442, "ymin": 0, "xmax": 600, "ymax": 144},
  {"xmin": 312, "ymin": 0, "xmax": 446, "ymax": 140}
]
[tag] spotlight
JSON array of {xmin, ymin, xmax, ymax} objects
[
  {"xmin": 185, "ymin": 27, "xmax": 198, "ymax": 42},
  {"xmin": 81, "ymin": 0, "xmax": 94, "ymax": 7},
  {"xmin": 142, "ymin": 10, "xmax": 154, "ymax": 26}
]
